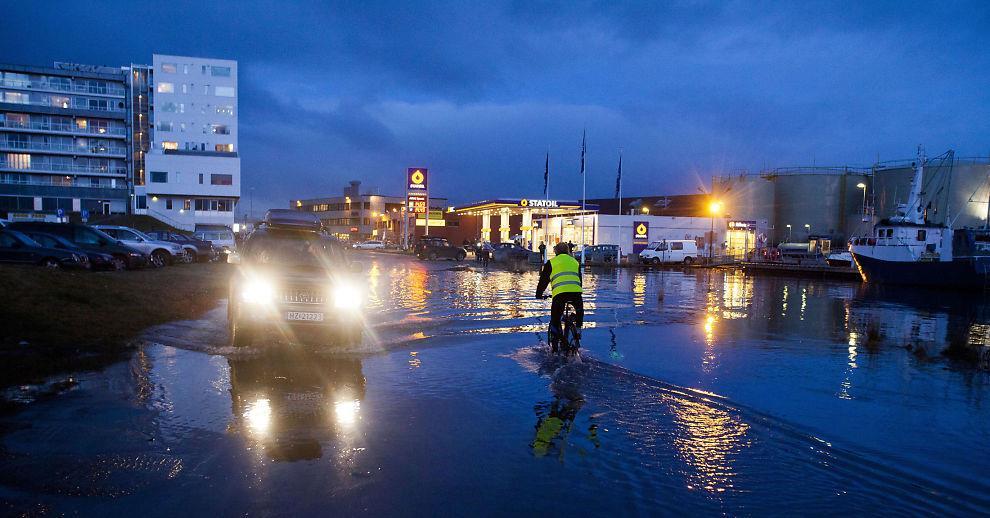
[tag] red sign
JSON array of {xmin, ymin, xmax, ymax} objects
[{"xmin": 350, "ymin": 227, "xmax": 359, "ymax": 232}]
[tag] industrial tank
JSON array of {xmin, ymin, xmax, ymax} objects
[
  {"xmin": 770, "ymin": 170, "xmax": 868, "ymax": 244},
  {"xmin": 872, "ymin": 157, "xmax": 990, "ymax": 228}
]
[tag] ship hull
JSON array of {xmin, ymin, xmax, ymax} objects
[{"xmin": 851, "ymin": 252, "xmax": 989, "ymax": 289}]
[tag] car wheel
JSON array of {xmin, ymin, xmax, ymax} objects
[
  {"xmin": 40, "ymin": 258, "xmax": 60, "ymax": 270},
  {"xmin": 651, "ymin": 257, "xmax": 661, "ymax": 266},
  {"xmin": 683, "ymin": 256, "xmax": 694, "ymax": 265},
  {"xmin": 186, "ymin": 250, "xmax": 197, "ymax": 263},
  {"xmin": 456, "ymin": 251, "xmax": 466, "ymax": 261},
  {"xmin": 151, "ymin": 250, "xmax": 168, "ymax": 268},
  {"xmin": 228, "ymin": 303, "xmax": 254, "ymax": 347},
  {"xmin": 111, "ymin": 255, "xmax": 127, "ymax": 271}
]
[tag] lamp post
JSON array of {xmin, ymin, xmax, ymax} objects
[
  {"xmin": 786, "ymin": 224, "xmax": 792, "ymax": 242},
  {"xmin": 642, "ymin": 206, "xmax": 649, "ymax": 215},
  {"xmin": 709, "ymin": 201, "xmax": 721, "ymax": 262},
  {"xmin": 804, "ymin": 223, "xmax": 811, "ymax": 240},
  {"xmin": 856, "ymin": 182, "xmax": 867, "ymax": 220}
]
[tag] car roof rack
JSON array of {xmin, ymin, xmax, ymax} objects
[{"xmin": 264, "ymin": 209, "xmax": 323, "ymax": 230}]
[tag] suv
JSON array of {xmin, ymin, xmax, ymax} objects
[
  {"xmin": 415, "ymin": 237, "xmax": 466, "ymax": 261},
  {"xmin": 7, "ymin": 222, "xmax": 147, "ymax": 269},
  {"xmin": 227, "ymin": 209, "xmax": 364, "ymax": 347},
  {"xmin": 146, "ymin": 230, "xmax": 217, "ymax": 262},
  {"xmin": 93, "ymin": 225, "xmax": 187, "ymax": 267}
]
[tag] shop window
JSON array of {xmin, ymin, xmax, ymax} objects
[
  {"xmin": 161, "ymin": 141, "xmax": 178, "ymax": 150},
  {"xmin": 215, "ymin": 143, "xmax": 234, "ymax": 152}
]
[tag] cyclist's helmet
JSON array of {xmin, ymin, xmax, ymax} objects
[{"xmin": 553, "ymin": 242, "xmax": 570, "ymax": 255}]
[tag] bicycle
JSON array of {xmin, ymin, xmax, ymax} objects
[{"xmin": 543, "ymin": 295, "xmax": 581, "ymax": 355}]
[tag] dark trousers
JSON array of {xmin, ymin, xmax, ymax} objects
[{"xmin": 550, "ymin": 292, "xmax": 584, "ymax": 337}]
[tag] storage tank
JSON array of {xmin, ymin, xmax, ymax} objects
[
  {"xmin": 769, "ymin": 169, "xmax": 868, "ymax": 244},
  {"xmin": 872, "ymin": 156, "xmax": 990, "ymax": 228}
]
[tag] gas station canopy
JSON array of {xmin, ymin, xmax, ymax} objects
[{"xmin": 453, "ymin": 198, "xmax": 598, "ymax": 216}]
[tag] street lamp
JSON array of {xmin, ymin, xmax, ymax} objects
[
  {"xmin": 804, "ymin": 223, "xmax": 811, "ymax": 240},
  {"xmin": 786, "ymin": 224, "xmax": 792, "ymax": 242},
  {"xmin": 709, "ymin": 201, "xmax": 722, "ymax": 261},
  {"xmin": 641, "ymin": 206, "xmax": 650, "ymax": 215},
  {"xmin": 856, "ymin": 182, "xmax": 868, "ymax": 220}
]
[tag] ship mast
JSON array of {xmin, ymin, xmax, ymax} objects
[{"xmin": 893, "ymin": 145, "xmax": 926, "ymax": 224}]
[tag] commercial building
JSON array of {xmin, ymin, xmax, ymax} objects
[
  {"xmin": 292, "ymin": 181, "xmax": 447, "ymax": 242},
  {"xmin": 0, "ymin": 63, "xmax": 130, "ymax": 216},
  {"xmin": 0, "ymin": 54, "xmax": 240, "ymax": 230}
]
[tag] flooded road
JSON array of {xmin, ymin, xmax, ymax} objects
[{"xmin": 2, "ymin": 253, "xmax": 989, "ymax": 514}]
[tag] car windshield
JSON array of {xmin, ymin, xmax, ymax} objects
[
  {"xmin": 30, "ymin": 233, "xmax": 70, "ymax": 248},
  {"xmin": 243, "ymin": 230, "xmax": 344, "ymax": 268},
  {"xmin": 76, "ymin": 227, "xmax": 115, "ymax": 246},
  {"xmin": 128, "ymin": 229, "xmax": 157, "ymax": 241}
]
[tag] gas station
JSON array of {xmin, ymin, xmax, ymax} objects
[{"xmin": 452, "ymin": 198, "xmax": 599, "ymax": 249}]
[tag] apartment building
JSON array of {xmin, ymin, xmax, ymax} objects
[
  {"xmin": 0, "ymin": 63, "xmax": 131, "ymax": 216},
  {"xmin": 0, "ymin": 54, "xmax": 240, "ymax": 231},
  {"xmin": 137, "ymin": 54, "xmax": 240, "ymax": 230}
]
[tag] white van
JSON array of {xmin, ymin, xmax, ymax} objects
[{"xmin": 639, "ymin": 240, "xmax": 699, "ymax": 265}]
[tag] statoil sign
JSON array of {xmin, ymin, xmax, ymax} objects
[
  {"xmin": 407, "ymin": 168, "xmax": 428, "ymax": 191},
  {"xmin": 519, "ymin": 199, "xmax": 559, "ymax": 208},
  {"xmin": 633, "ymin": 221, "xmax": 650, "ymax": 253}
]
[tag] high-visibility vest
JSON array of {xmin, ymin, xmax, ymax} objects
[{"xmin": 550, "ymin": 254, "xmax": 582, "ymax": 297}]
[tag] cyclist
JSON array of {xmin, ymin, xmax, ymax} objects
[{"xmin": 536, "ymin": 242, "xmax": 584, "ymax": 346}]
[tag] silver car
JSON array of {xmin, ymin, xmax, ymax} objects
[{"xmin": 92, "ymin": 225, "xmax": 187, "ymax": 267}]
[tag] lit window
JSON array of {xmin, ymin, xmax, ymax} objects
[
  {"xmin": 211, "ymin": 66, "xmax": 231, "ymax": 77},
  {"xmin": 214, "ymin": 86, "xmax": 234, "ymax": 97},
  {"xmin": 215, "ymin": 143, "xmax": 234, "ymax": 153},
  {"xmin": 216, "ymin": 105, "xmax": 233, "ymax": 116},
  {"xmin": 210, "ymin": 124, "xmax": 229, "ymax": 135},
  {"xmin": 162, "ymin": 63, "xmax": 177, "ymax": 73},
  {"xmin": 75, "ymin": 119, "xmax": 88, "ymax": 129},
  {"xmin": 5, "ymin": 153, "xmax": 31, "ymax": 169},
  {"xmin": 161, "ymin": 141, "xmax": 178, "ymax": 150},
  {"xmin": 157, "ymin": 82, "xmax": 174, "ymax": 93},
  {"xmin": 210, "ymin": 174, "xmax": 233, "ymax": 185}
]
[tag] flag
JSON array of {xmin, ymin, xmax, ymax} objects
[
  {"xmin": 614, "ymin": 153, "xmax": 622, "ymax": 198},
  {"xmin": 580, "ymin": 129, "xmax": 586, "ymax": 175},
  {"xmin": 543, "ymin": 152, "xmax": 549, "ymax": 197}
]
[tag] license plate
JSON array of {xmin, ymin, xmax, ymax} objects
[{"xmin": 286, "ymin": 311, "xmax": 324, "ymax": 322}]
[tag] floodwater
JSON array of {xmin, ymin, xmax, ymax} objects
[{"xmin": 2, "ymin": 254, "xmax": 989, "ymax": 515}]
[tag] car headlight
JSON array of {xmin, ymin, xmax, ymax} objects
[
  {"xmin": 241, "ymin": 279, "xmax": 275, "ymax": 304},
  {"xmin": 333, "ymin": 282, "xmax": 362, "ymax": 310}
]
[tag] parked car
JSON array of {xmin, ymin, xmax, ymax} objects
[
  {"xmin": 415, "ymin": 237, "xmax": 467, "ymax": 261},
  {"xmin": 491, "ymin": 242, "xmax": 531, "ymax": 263},
  {"xmin": 7, "ymin": 222, "xmax": 148, "ymax": 269},
  {"xmin": 583, "ymin": 244, "xmax": 621, "ymax": 265},
  {"xmin": 93, "ymin": 225, "xmax": 187, "ymax": 267},
  {"xmin": 353, "ymin": 240, "xmax": 385, "ymax": 250},
  {"xmin": 22, "ymin": 231, "xmax": 119, "ymax": 270},
  {"xmin": 0, "ymin": 230, "xmax": 88, "ymax": 269},
  {"xmin": 194, "ymin": 228, "xmax": 237, "ymax": 256},
  {"xmin": 639, "ymin": 239, "xmax": 699, "ymax": 265},
  {"xmin": 146, "ymin": 230, "xmax": 217, "ymax": 262}
]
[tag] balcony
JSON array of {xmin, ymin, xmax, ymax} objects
[
  {"xmin": 0, "ymin": 77, "xmax": 126, "ymax": 97},
  {"xmin": 0, "ymin": 95, "xmax": 126, "ymax": 113},
  {"xmin": 0, "ymin": 174, "xmax": 127, "ymax": 190},
  {"xmin": 0, "ymin": 140, "xmax": 127, "ymax": 157},
  {"xmin": 0, "ymin": 119, "xmax": 128, "ymax": 138},
  {"xmin": 0, "ymin": 159, "xmax": 126, "ymax": 177}
]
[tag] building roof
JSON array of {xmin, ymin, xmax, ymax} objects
[{"xmin": 589, "ymin": 194, "xmax": 712, "ymax": 217}]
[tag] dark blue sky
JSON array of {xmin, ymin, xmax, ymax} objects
[{"xmin": 3, "ymin": 1, "xmax": 989, "ymax": 212}]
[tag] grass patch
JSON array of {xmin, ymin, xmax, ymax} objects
[{"xmin": 0, "ymin": 263, "xmax": 230, "ymax": 388}]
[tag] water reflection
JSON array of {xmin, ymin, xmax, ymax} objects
[
  {"xmin": 228, "ymin": 352, "xmax": 366, "ymax": 462},
  {"xmin": 663, "ymin": 393, "xmax": 750, "ymax": 493}
]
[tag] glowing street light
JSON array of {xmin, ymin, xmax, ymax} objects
[
  {"xmin": 857, "ymin": 182, "xmax": 868, "ymax": 219},
  {"xmin": 786, "ymin": 224, "xmax": 792, "ymax": 242},
  {"xmin": 709, "ymin": 200, "xmax": 722, "ymax": 261},
  {"xmin": 641, "ymin": 206, "xmax": 650, "ymax": 214}
]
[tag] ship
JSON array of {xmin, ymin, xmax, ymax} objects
[{"xmin": 849, "ymin": 147, "xmax": 990, "ymax": 289}]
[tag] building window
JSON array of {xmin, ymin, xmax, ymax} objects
[
  {"xmin": 161, "ymin": 141, "xmax": 178, "ymax": 150},
  {"xmin": 202, "ymin": 65, "xmax": 208, "ymax": 74},
  {"xmin": 162, "ymin": 63, "xmax": 177, "ymax": 73},
  {"xmin": 183, "ymin": 199, "xmax": 191, "ymax": 210},
  {"xmin": 4, "ymin": 153, "xmax": 30, "ymax": 169},
  {"xmin": 166, "ymin": 198, "xmax": 173, "ymax": 210},
  {"xmin": 215, "ymin": 143, "xmax": 234, "ymax": 152},
  {"xmin": 216, "ymin": 105, "xmax": 234, "ymax": 116},
  {"xmin": 150, "ymin": 171, "xmax": 167, "ymax": 183},
  {"xmin": 210, "ymin": 66, "xmax": 231, "ymax": 77},
  {"xmin": 136, "ymin": 195, "xmax": 147, "ymax": 209},
  {"xmin": 210, "ymin": 124, "xmax": 229, "ymax": 135},
  {"xmin": 157, "ymin": 121, "xmax": 173, "ymax": 132},
  {"xmin": 2, "ymin": 91, "xmax": 29, "ymax": 104},
  {"xmin": 157, "ymin": 82, "xmax": 174, "ymax": 94},
  {"xmin": 214, "ymin": 86, "xmax": 235, "ymax": 97},
  {"xmin": 161, "ymin": 102, "xmax": 177, "ymax": 113},
  {"xmin": 198, "ymin": 173, "xmax": 203, "ymax": 184},
  {"xmin": 181, "ymin": 83, "xmax": 188, "ymax": 94},
  {"xmin": 182, "ymin": 64, "xmax": 189, "ymax": 74},
  {"xmin": 210, "ymin": 174, "xmax": 233, "ymax": 185}
]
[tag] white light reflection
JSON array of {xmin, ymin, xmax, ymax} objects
[
  {"xmin": 334, "ymin": 400, "xmax": 361, "ymax": 427},
  {"xmin": 244, "ymin": 398, "xmax": 272, "ymax": 437}
]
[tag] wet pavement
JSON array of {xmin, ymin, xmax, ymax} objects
[{"xmin": 2, "ymin": 253, "xmax": 989, "ymax": 515}]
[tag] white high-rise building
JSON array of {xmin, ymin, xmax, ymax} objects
[{"xmin": 136, "ymin": 54, "xmax": 239, "ymax": 230}]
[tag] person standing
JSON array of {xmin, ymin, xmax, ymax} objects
[{"xmin": 538, "ymin": 241, "xmax": 547, "ymax": 261}]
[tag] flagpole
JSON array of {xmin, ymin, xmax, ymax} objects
[
  {"xmin": 581, "ymin": 129, "xmax": 587, "ymax": 267},
  {"xmin": 617, "ymin": 149, "xmax": 623, "ymax": 215},
  {"xmin": 544, "ymin": 149, "xmax": 550, "ymax": 260}
]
